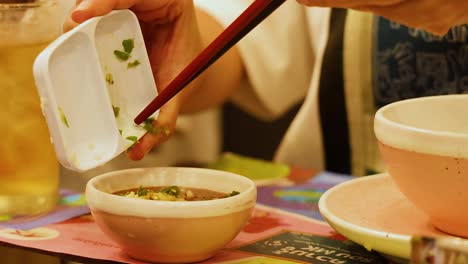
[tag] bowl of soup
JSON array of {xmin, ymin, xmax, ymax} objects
[{"xmin": 85, "ymin": 167, "xmax": 256, "ymax": 263}]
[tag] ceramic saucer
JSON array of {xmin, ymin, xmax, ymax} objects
[{"xmin": 319, "ymin": 173, "xmax": 453, "ymax": 260}]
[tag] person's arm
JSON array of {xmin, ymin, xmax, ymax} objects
[
  {"xmin": 297, "ymin": 0, "xmax": 468, "ymax": 35},
  {"xmin": 194, "ymin": 0, "xmax": 312, "ymax": 121}
]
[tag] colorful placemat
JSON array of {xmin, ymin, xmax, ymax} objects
[
  {"xmin": 257, "ymin": 172, "xmax": 353, "ymax": 221},
  {"xmin": 0, "ymin": 204, "xmax": 386, "ymax": 264},
  {"xmin": 0, "ymin": 189, "xmax": 90, "ymax": 230}
]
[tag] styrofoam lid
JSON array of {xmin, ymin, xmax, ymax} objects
[{"xmin": 34, "ymin": 10, "xmax": 158, "ymax": 172}]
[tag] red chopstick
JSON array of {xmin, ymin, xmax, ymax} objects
[{"xmin": 134, "ymin": 0, "xmax": 287, "ymax": 124}]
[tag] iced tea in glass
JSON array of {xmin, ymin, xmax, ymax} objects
[{"xmin": 0, "ymin": 0, "xmax": 60, "ymax": 216}]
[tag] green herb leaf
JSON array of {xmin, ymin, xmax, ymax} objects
[
  {"xmin": 105, "ymin": 73, "xmax": 114, "ymax": 85},
  {"xmin": 227, "ymin": 191, "xmax": 240, "ymax": 197},
  {"xmin": 119, "ymin": 129, "xmax": 123, "ymax": 135},
  {"xmin": 112, "ymin": 105, "xmax": 120, "ymax": 118},
  {"xmin": 137, "ymin": 186, "xmax": 148, "ymax": 196},
  {"xmin": 127, "ymin": 60, "xmax": 141, "ymax": 68},
  {"xmin": 160, "ymin": 186, "xmax": 181, "ymax": 196},
  {"xmin": 122, "ymin": 39, "xmax": 134, "ymax": 54},
  {"xmin": 126, "ymin": 136, "xmax": 138, "ymax": 143},
  {"xmin": 143, "ymin": 117, "xmax": 156, "ymax": 134},
  {"xmin": 58, "ymin": 107, "xmax": 70, "ymax": 128},
  {"xmin": 114, "ymin": 50, "xmax": 130, "ymax": 61}
]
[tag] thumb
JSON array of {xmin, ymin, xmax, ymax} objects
[{"xmin": 71, "ymin": 0, "xmax": 133, "ymax": 23}]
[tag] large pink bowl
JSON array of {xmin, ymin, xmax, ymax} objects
[
  {"xmin": 374, "ymin": 95, "xmax": 468, "ymax": 238},
  {"xmin": 86, "ymin": 167, "xmax": 256, "ymax": 263}
]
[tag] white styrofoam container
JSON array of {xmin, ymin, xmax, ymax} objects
[{"xmin": 34, "ymin": 10, "xmax": 158, "ymax": 172}]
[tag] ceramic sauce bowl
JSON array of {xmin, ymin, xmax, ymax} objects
[{"xmin": 86, "ymin": 167, "xmax": 256, "ymax": 263}]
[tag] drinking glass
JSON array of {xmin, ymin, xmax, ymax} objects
[{"xmin": 0, "ymin": 0, "xmax": 60, "ymax": 217}]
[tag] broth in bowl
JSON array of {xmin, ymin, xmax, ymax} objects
[{"xmin": 114, "ymin": 186, "xmax": 240, "ymax": 201}]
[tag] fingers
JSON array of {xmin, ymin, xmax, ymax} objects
[
  {"xmin": 63, "ymin": 7, "xmax": 79, "ymax": 32},
  {"xmin": 69, "ymin": 0, "xmax": 179, "ymax": 24},
  {"xmin": 298, "ymin": 0, "xmax": 465, "ymax": 36},
  {"xmin": 63, "ymin": 0, "xmax": 138, "ymax": 41},
  {"xmin": 360, "ymin": 0, "xmax": 454, "ymax": 35},
  {"xmin": 126, "ymin": 124, "xmax": 171, "ymax": 161},
  {"xmin": 63, "ymin": 0, "xmax": 147, "ymax": 31},
  {"xmin": 126, "ymin": 100, "xmax": 180, "ymax": 160},
  {"xmin": 71, "ymin": 0, "xmax": 115, "ymax": 23},
  {"xmin": 134, "ymin": 3, "xmax": 184, "ymax": 23},
  {"xmin": 296, "ymin": 0, "xmax": 406, "ymax": 8},
  {"xmin": 71, "ymin": 0, "xmax": 138, "ymax": 23}
]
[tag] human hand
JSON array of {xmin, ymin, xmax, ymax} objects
[
  {"xmin": 64, "ymin": 0, "xmax": 204, "ymax": 160},
  {"xmin": 297, "ymin": 0, "xmax": 468, "ymax": 35}
]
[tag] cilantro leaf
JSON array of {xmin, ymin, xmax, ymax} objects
[
  {"xmin": 227, "ymin": 191, "xmax": 240, "ymax": 197},
  {"xmin": 127, "ymin": 60, "xmax": 141, "ymax": 68},
  {"xmin": 105, "ymin": 73, "xmax": 114, "ymax": 85},
  {"xmin": 112, "ymin": 105, "xmax": 120, "ymax": 118},
  {"xmin": 126, "ymin": 136, "xmax": 138, "ymax": 143},
  {"xmin": 122, "ymin": 39, "xmax": 134, "ymax": 54},
  {"xmin": 160, "ymin": 186, "xmax": 181, "ymax": 196},
  {"xmin": 137, "ymin": 186, "xmax": 148, "ymax": 196},
  {"xmin": 114, "ymin": 50, "xmax": 130, "ymax": 61},
  {"xmin": 143, "ymin": 117, "xmax": 156, "ymax": 134},
  {"xmin": 58, "ymin": 107, "xmax": 70, "ymax": 128}
]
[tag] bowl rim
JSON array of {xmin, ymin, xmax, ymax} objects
[
  {"xmin": 375, "ymin": 94, "xmax": 468, "ymax": 139},
  {"xmin": 374, "ymin": 94, "xmax": 468, "ymax": 158},
  {"xmin": 85, "ymin": 167, "xmax": 257, "ymax": 218}
]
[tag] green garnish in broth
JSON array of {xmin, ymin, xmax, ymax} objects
[
  {"xmin": 160, "ymin": 186, "xmax": 181, "ymax": 196},
  {"xmin": 114, "ymin": 50, "xmax": 130, "ymax": 61},
  {"xmin": 137, "ymin": 186, "xmax": 148, "ymax": 196},
  {"xmin": 127, "ymin": 60, "xmax": 140, "ymax": 68},
  {"xmin": 119, "ymin": 129, "xmax": 123, "ymax": 135},
  {"xmin": 105, "ymin": 73, "xmax": 114, "ymax": 85},
  {"xmin": 116, "ymin": 186, "xmax": 239, "ymax": 201},
  {"xmin": 112, "ymin": 105, "xmax": 120, "ymax": 118},
  {"xmin": 122, "ymin": 39, "xmax": 134, "ymax": 54},
  {"xmin": 227, "ymin": 191, "xmax": 240, "ymax": 197},
  {"xmin": 58, "ymin": 107, "xmax": 69, "ymax": 128}
]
